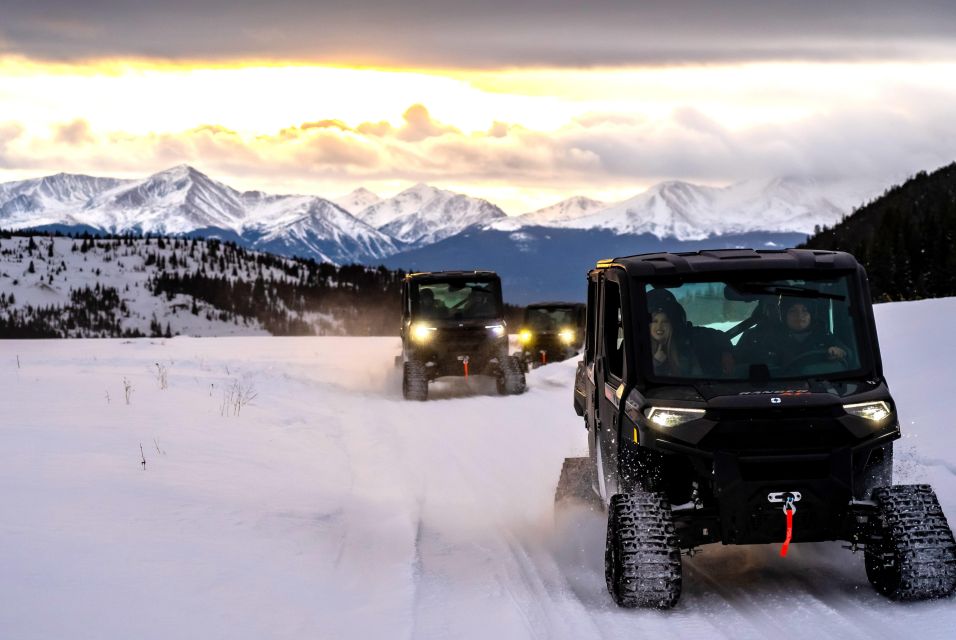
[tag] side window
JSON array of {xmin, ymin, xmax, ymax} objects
[
  {"xmin": 603, "ymin": 281, "xmax": 624, "ymax": 379},
  {"xmin": 585, "ymin": 279, "xmax": 596, "ymax": 364}
]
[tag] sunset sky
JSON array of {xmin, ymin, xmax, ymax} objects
[{"xmin": 2, "ymin": 1, "xmax": 956, "ymax": 213}]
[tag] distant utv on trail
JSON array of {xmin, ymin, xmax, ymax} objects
[
  {"xmin": 557, "ymin": 248, "xmax": 956, "ymax": 608},
  {"xmin": 514, "ymin": 301, "xmax": 586, "ymax": 371},
  {"xmin": 398, "ymin": 271, "xmax": 525, "ymax": 400}
]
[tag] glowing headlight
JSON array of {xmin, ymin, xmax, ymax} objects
[
  {"xmin": 485, "ymin": 324, "xmax": 506, "ymax": 337},
  {"xmin": 558, "ymin": 328, "xmax": 575, "ymax": 344},
  {"xmin": 411, "ymin": 323, "xmax": 437, "ymax": 342},
  {"xmin": 844, "ymin": 401, "xmax": 891, "ymax": 422},
  {"xmin": 644, "ymin": 406, "xmax": 706, "ymax": 428},
  {"xmin": 518, "ymin": 329, "xmax": 533, "ymax": 344}
]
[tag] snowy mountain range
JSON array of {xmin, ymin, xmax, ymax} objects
[
  {"xmin": 0, "ymin": 165, "xmax": 879, "ymax": 266},
  {"xmin": 492, "ymin": 178, "xmax": 875, "ymax": 240}
]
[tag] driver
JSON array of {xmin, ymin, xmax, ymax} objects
[
  {"xmin": 419, "ymin": 288, "xmax": 446, "ymax": 318},
  {"xmin": 738, "ymin": 299, "xmax": 849, "ymax": 368}
]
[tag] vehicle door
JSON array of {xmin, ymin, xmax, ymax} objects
[{"xmin": 594, "ymin": 269, "xmax": 628, "ymax": 500}]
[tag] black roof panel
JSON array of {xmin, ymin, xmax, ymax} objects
[{"xmin": 596, "ymin": 248, "xmax": 859, "ymax": 278}]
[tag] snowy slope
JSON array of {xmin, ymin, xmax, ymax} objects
[
  {"xmin": 0, "ymin": 235, "xmax": 340, "ymax": 337},
  {"xmin": 1, "ymin": 298, "xmax": 955, "ymax": 639},
  {"xmin": 358, "ymin": 183, "xmax": 508, "ymax": 246}
]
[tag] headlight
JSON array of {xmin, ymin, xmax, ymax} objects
[
  {"xmin": 644, "ymin": 406, "xmax": 706, "ymax": 428},
  {"xmin": 518, "ymin": 329, "xmax": 533, "ymax": 344},
  {"xmin": 485, "ymin": 324, "xmax": 506, "ymax": 337},
  {"xmin": 411, "ymin": 323, "xmax": 437, "ymax": 342},
  {"xmin": 558, "ymin": 328, "xmax": 575, "ymax": 344},
  {"xmin": 844, "ymin": 401, "xmax": 891, "ymax": 422}
]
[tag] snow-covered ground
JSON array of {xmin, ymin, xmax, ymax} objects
[{"xmin": 1, "ymin": 298, "xmax": 954, "ymax": 639}]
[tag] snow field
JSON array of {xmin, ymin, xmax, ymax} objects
[{"xmin": 1, "ymin": 297, "xmax": 955, "ymax": 639}]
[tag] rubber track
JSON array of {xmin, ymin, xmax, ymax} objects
[
  {"xmin": 554, "ymin": 457, "xmax": 599, "ymax": 507},
  {"xmin": 403, "ymin": 361, "xmax": 428, "ymax": 401},
  {"xmin": 498, "ymin": 356, "xmax": 526, "ymax": 395},
  {"xmin": 865, "ymin": 484, "xmax": 956, "ymax": 600},
  {"xmin": 606, "ymin": 492, "xmax": 682, "ymax": 608}
]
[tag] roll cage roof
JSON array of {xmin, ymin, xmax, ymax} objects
[{"xmin": 592, "ymin": 248, "xmax": 859, "ymax": 278}]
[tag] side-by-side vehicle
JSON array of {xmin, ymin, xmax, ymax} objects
[{"xmin": 566, "ymin": 248, "xmax": 955, "ymax": 607}]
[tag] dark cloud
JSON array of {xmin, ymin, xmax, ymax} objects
[{"xmin": 2, "ymin": 1, "xmax": 955, "ymax": 66}]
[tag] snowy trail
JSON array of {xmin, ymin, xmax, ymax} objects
[{"xmin": 2, "ymin": 298, "xmax": 956, "ymax": 639}]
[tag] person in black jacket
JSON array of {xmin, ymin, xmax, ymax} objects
[
  {"xmin": 736, "ymin": 298, "xmax": 850, "ymax": 370},
  {"xmin": 646, "ymin": 288, "xmax": 699, "ymax": 376}
]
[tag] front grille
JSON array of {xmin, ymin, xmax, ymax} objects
[
  {"xmin": 700, "ymin": 407, "xmax": 852, "ymax": 454},
  {"xmin": 738, "ymin": 455, "xmax": 831, "ymax": 481}
]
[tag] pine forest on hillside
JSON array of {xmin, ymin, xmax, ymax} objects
[
  {"xmin": 0, "ymin": 231, "xmax": 410, "ymax": 338},
  {"xmin": 802, "ymin": 163, "xmax": 956, "ymax": 301}
]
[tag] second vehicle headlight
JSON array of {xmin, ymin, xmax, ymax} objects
[
  {"xmin": 558, "ymin": 328, "xmax": 575, "ymax": 344},
  {"xmin": 412, "ymin": 323, "xmax": 437, "ymax": 342},
  {"xmin": 518, "ymin": 329, "xmax": 533, "ymax": 344},
  {"xmin": 644, "ymin": 406, "xmax": 706, "ymax": 428}
]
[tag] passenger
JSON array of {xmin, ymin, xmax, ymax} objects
[{"xmin": 646, "ymin": 289, "xmax": 699, "ymax": 376}]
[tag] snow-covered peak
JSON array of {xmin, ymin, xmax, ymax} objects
[
  {"xmin": 487, "ymin": 195, "xmax": 608, "ymax": 231},
  {"xmin": 0, "ymin": 172, "xmax": 130, "ymax": 221},
  {"xmin": 333, "ymin": 187, "xmax": 381, "ymax": 215},
  {"xmin": 363, "ymin": 183, "xmax": 507, "ymax": 246},
  {"xmin": 357, "ymin": 183, "xmax": 453, "ymax": 228},
  {"xmin": 78, "ymin": 165, "xmax": 247, "ymax": 233},
  {"xmin": 558, "ymin": 178, "xmax": 877, "ymax": 240}
]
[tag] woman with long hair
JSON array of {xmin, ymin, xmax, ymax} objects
[{"xmin": 646, "ymin": 288, "xmax": 697, "ymax": 376}]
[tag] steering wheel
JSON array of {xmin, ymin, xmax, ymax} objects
[{"xmin": 781, "ymin": 349, "xmax": 844, "ymax": 373}]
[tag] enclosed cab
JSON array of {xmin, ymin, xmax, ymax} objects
[
  {"xmin": 515, "ymin": 302, "xmax": 585, "ymax": 369},
  {"xmin": 571, "ymin": 248, "xmax": 955, "ymax": 607},
  {"xmin": 400, "ymin": 270, "xmax": 525, "ymax": 400}
]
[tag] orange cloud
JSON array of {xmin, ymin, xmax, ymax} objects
[
  {"xmin": 397, "ymin": 104, "xmax": 459, "ymax": 142},
  {"xmin": 54, "ymin": 118, "xmax": 95, "ymax": 145}
]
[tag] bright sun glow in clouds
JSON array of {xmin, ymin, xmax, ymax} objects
[{"xmin": 2, "ymin": 56, "xmax": 956, "ymax": 213}]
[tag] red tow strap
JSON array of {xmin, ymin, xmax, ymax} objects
[
  {"xmin": 463, "ymin": 360, "xmax": 469, "ymax": 378},
  {"xmin": 780, "ymin": 502, "xmax": 795, "ymax": 557}
]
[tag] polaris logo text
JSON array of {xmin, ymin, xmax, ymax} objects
[{"xmin": 738, "ymin": 390, "xmax": 810, "ymax": 396}]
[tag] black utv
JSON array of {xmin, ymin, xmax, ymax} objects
[
  {"xmin": 568, "ymin": 248, "xmax": 956, "ymax": 608},
  {"xmin": 400, "ymin": 271, "xmax": 526, "ymax": 400},
  {"xmin": 515, "ymin": 302, "xmax": 586, "ymax": 370}
]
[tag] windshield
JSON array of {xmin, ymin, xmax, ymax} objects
[
  {"xmin": 641, "ymin": 274, "xmax": 864, "ymax": 381},
  {"xmin": 415, "ymin": 279, "xmax": 502, "ymax": 320},
  {"xmin": 525, "ymin": 307, "xmax": 575, "ymax": 331}
]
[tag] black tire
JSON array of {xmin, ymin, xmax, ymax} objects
[
  {"xmin": 402, "ymin": 361, "xmax": 428, "ymax": 401},
  {"xmin": 865, "ymin": 485, "xmax": 956, "ymax": 600},
  {"xmin": 496, "ymin": 356, "xmax": 526, "ymax": 395},
  {"xmin": 554, "ymin": 457, "xmax": 600, "ymax": 509},
  {"xmin": 605, "ymin": 492, "xmax": 682, "ymax": 609}
]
